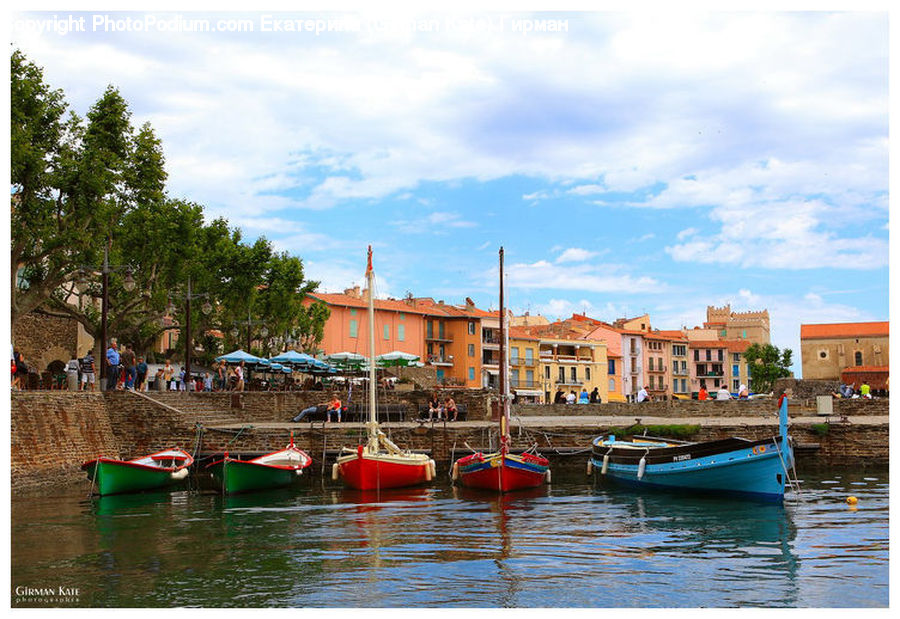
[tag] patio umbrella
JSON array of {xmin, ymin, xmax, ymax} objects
[
  {"xmin": 215, "ymin": 349, "xmax": 264, "ymax": 364},
  {"xmin": 270, "ymin": 350, "xmax": 317, "ymax": 370},
  {"xmin": 375, "ymin": 351, "xmax": 420, "ymax": 367}
]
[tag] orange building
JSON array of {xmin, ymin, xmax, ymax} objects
[
  {"xmin": 306, "ymin": 288, "xmax": 428, "ymax": 359},
  {"xmin": 412, "ymin": 297, "xmax": 486, "ymax": 388}
]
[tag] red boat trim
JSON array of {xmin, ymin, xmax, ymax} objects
[
  {"xmin": 81, "ymin": 448, "xmax": 193, "ymax": 473},
  {"xmin": 204, "ymin": 446, "xmax": 311, "ymax": 471}
]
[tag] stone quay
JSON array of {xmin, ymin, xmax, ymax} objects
[{"xmin": 11, "ymin": 389, "xmax": 888, "ymax": 493}]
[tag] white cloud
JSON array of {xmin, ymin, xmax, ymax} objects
[
  {"xmin": 390, "ymin": 211, "xmax": 477, "ymax": 234},
  {"xmin": 555, "ymin": 248, "xmax": 597, "ymax": 263},
  {"xmin": 504, "ymin": 260, "xmax": 665, "ymax": 294}
]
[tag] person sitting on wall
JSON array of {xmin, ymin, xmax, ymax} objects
[
  {"xmin": 554, "ymin": 387, "xmax": 566, "ymax": 404},
  {"xmin": 738, "ymin": 384, "xmax": 749, "ymax": 400},
  {"xmin": 428, "ymin": 393, "xmax": 443, "ymax": 421},
  {"xmin": 565, "ymin": 390, "xmax": 576, "ymax": 404},
  {"xmin": 636, "ymin": 385, "xmax": 650, "ymax": 403},
  {"xmin": 444, "ymin": 396, "xmax": 458, "ymax": 421},
  {"xmin": 589, "ymin": 387, "xmax": 601, "ymax": 403},
  {"xmin": 293, "ymin": 400, "xmax": 330, "ymax": 422},
  {"xmin": 578, "ymin": 387, "xmax": 590, "ymax": 404},
  {"xmin": 716, "ymin": 383, "xmax": 733, "ymax": 400},
  {"xmin": 326, "ymin": 394, "xmax": 343, "ymax": 422},
  {"xmin": 698, "ymin": 386, "xmax": 709, "ymax": 401}
]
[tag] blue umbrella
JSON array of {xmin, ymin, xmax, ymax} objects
[
  {"xmin": 270, "ymin": 350, "xmax": 316, "ymax": 369},
  {"xmin": 215, "ymin": 349, "xmax": 264, "ymax": 364}
]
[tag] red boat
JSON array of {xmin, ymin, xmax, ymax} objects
[
  {"xmin": 453, "ymin": 247, "xmax": 550, "ymax": 493},
  {"xmin": 333, "ymin": 247, "xmax": 436, "ymax": 491}
]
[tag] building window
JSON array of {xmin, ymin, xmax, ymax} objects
[
  {"xmin": 545, "ymin": 366, "xmax": 551, "ymax": 379},
  {"xmin": 526, "ymin": 370, "xmax": 534, "ymax": 386},
  {"xmin": 436, "ymin": 369, "xmax": 445, "ymax": 382},
  {"xmin": 570, "ymin": 367, "xmax": 577, "ymax": 382},
  {"xmin": 438, "ymin": 322, "xmax": 445, "ymax": 339},
  {"xmin": 694, "ymin": 349, "xmax": 700, "ymax": 361},
  {"xmin": 717, "ymin": 349, "xmax": 724, "ymax": 361},
  {"xmin": 426, "ymin": 321, "xmax": 433, "ymax": 338},
  {"xmin": 468, "ymin": 321, "xmax": 475, "ymax": 335},
  {"xmin": 383, "ymin": 325, "xmax": 390, "ymax": 340},
  {"xmin": 398, "ymin": 324, "xmax": 405, "ymax": 341},
  {"xmin": 855, "ymin": 351, "xmax": 863, "ymax": 366},
  {"xmin": 525, "ymin": 348, "xmax": 534, "ymax": 365},
  {"xmin": 648, "ymin": 357, "xmax": 654, "ymax": 371},
  {"xmin": 673, "ymin": 344, "xmax": 686, "ymax": 356},
  {"xmin": 649, "ymin": 375, "xmax": 654, "ymax": 389},
  {"xmin": 819, "ymin": 350, "xmax": 827, "ymax": 359},
  {"xmin": 732, "ymin": 364, "xmax": 739, "ymax": 377},
  {"xmin": 733, "ymin": 379, "xmax": 740, "ymax": 391},
  {"xmin": 558, "ymin": 367, "xmax": 565, "ymax": 382},
  {"xmin": 468, "ymin": 367, "xmax": 475, "ymax": 381},
  {"xmin": 468, "ymin": 343, "xmax": 475, "ymax": 357},
  {"xmin": 706, "ymin": 349, "xmax": 712, "ymax": 361},
  {"xmin": 608, "ymin": 359, "xmax": 616, "ymax": 375},
  {"xmin": 350, "ymin": 308, "xmax": 357, "ymax": 316},
  {"xmin": 732, "ymin": 353, "xmax": 740, "ymax": 362},
  {"xmin": 349, "ymin": 320, "xmax": 358, "ymax": 338},
  {"xmin": 510, "ymin": 347, "xmax": 519, "ymax": 364},
  {"xmin": 585, "ymin": 367, "xmax": 591, "ymax": 381},
  {"xmin": 697, "ymin": 364, "xmax": 707, "ymax": 376},
  {"xmin": 609, "ymin": 378, "xmax": 615, "ymax": 392}
]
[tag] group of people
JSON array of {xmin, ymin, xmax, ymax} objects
[
  {"xmin": 426, "ymin": 393, "xmax": 459, "ymax": 421},
  {"xmin": 694, "ymin": 383, "xmax": 750, "ymax": 401},
  {"xmin": 292, "ymin": 394, "xmax": 344, "ymax": 423},
  {"xmin": 832, "ymin": 381, "xmax": 872, "ymax": 399},
  {"xmin": 553, "ymin": 387, "xmax": 602, "ymax": 404},
  {"xmin": 59, "ymin": 343, "xmax": 148, "ymax": 392}
]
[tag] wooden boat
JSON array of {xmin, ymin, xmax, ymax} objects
[
  {"xmin": 333, "ymin": 247, "xmax": 436, "ymax": 490},
  {"xmin": 452, "ymin": 247, "xmax": 549, "ymax": 492},
  {"xmin": 206, "ymin": 434, "xmax": 312, "ymax": 494},
  {"xmin": 588, "ymin": 396, "xmax": 797, "ymax": 502},
  {"xmin": 82, "ymin": 448, "xmax": 193, "ymax": 496}
]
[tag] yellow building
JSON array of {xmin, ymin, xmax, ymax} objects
[
  {"xmin": 532, "ymin": 332, "xmax": 608, "ymax": 404},
  {"xmin": 508, "ymin": 328, "xmax": 541, "ymax": 402}
]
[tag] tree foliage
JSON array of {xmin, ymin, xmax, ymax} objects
[
  {"xmin": 11, "ymin": 50, "xmax": 328, "ymax": 361},
  {"xmin": 743, "ymin": 343, "xmax": 793, "ymax": 393}
]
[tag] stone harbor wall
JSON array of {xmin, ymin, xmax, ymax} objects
[{"xmin": 10, "ymin": 390, "xmax": 889, "ymax": 492}]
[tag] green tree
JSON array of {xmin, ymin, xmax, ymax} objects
[{"xmin": 744, "ymin": 343, "xmax": 793, "ymax": 393}]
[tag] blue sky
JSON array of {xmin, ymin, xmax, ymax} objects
[{"xmin": 10, "ymin": 6, "xmax": 890, "ymax": 375}]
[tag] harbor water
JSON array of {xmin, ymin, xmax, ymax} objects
[{"xmin": 11, "ymin": 464, "xmax": 888, "ymax": 607}]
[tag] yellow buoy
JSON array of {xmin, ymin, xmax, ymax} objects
[{"xmin": 846, "ymin": 496, "xmax": 858, "ymax": 505}]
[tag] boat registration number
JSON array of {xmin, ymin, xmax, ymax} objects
[{"xmin": 672, "ymin": 454, "xmax": 691, "ymax": 462}]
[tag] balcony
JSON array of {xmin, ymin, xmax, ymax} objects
[
  {"xmin": 425, "ymin": 331, "xmax": 453, "ymax": 343},
  {"xmin": 428, "ymin": 355, "xmax": 454, "ymax": 366},
  {"xmin": 510, "ymin": 379, "xmax": 538, "ymax": 388},
  {"xmin": 510, "ymin": 357, "xmax": 537, "ymax": 367},
  {"xmin": 556, "ymin": 378, "xmax": 584, "ymax": 386},
  {"xmin": 697, "ymin": 370, "xmax": 724, "ymax": 377}
]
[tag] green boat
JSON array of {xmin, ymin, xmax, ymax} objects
[
  {"xmin": 206, "ymin": 436, "xmax": 312, "ymax": 494},
  {"xmin": 82, "ymin": 448, "xmax": 193, "ymax": 496}
]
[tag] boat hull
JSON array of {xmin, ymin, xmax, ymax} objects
[
  {"xmin": 457, "ymin": 452, "xmax": 549, "ymax": 493},
  {"xmin": 337, "ymin": 452, "xmax": 432, "ymax": 490},
  {"xmin": 590, "ymin": 436, "xmax": 793, "ymax": 502},
  {"xmin": 208, "ymin": 459, "xmax": 300, "ymax": 494},
  {"xmin": 82, "ymin": 459, "xmax": 182, "ymax": 496}
]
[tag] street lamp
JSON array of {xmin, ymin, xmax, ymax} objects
[
  {"xmin": 80, "ymin": 236, "xmax": 135, "ymax": 391},
  {"xmin": 167, "ymin": 275, "xmax": 212, "ymax": 384},
  {"xmin": 231, "ymin": 311, "xmax": 267, "ymax": 353}
]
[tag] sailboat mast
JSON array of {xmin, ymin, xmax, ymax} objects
[
  {"xmin": 366, "ymin": 246, "xmax": 378, "ymax": 446},
  {"xmin": 499, "ymin": 247, "xmax": 510, "ymax": 453}
]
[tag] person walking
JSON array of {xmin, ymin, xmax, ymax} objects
[
  {"xmin": 215, "ymin": 360, "xmax": 227, "ymax": 391},
  {"xmin": 121, "ymin": 344, "xmax": 136, "ymax": 391},
  {"xmin": 80, "ymin": 352, "xmax": 96, "ymax": 391},
  {"xmin": 106, "ymin": 341, "xmax": 120, "ymax": 391},
  {"xmin": 66, "ymin": 354, "xmax": 80, "ymax": 391},
  {"xmin": 135, "ymin": 356, "xmax": 148, "ymax": 391},
  {"xmin": 163, "ymin": 359, "xmax": 175, "ymax": 390},
  {"xmin": 235, "ymin": 361, "xmax": 245, "ymax": 392}
]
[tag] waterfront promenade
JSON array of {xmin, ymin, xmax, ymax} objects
[{"xmin": 11, "ymin": 390, "xmax": 888, "ymax": 492}]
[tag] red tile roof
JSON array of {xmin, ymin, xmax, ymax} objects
[
  {"xmin": 508, "ymin": 326, "xmax": 540, "ymax": 341},
  {"xmin": 841, "ymin": 365, "xmax": 889, "ymax": 373},
  {"xmin": 800, "ymin": 321, "xmax": 889, "ymax": 339},
  {"xmin": 725, "ymin": 340, "xmax": 752, "ymax": 352},
  {"xmin": 308, "ymin": 292, "xmax": 430, "ymax": 315}
]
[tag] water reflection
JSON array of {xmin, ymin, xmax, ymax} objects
[{"xmin": 9, "ymin": 466, "xmax": 888, "ymax": 608}]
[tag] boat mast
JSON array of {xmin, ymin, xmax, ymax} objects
[
  {"xmin": 499, "ymin": 247, "xmax": 510, "ymax": 456},
  {"xmin": 366, "ymin": 246, "xmax": 378, "ymax": 453}
]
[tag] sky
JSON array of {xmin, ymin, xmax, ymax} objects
[{"xmin": 9, "ymin": 3, "xmax": 891, "ymax": 376}]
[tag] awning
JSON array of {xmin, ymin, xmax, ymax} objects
[{"xmin": 514, "ymin": 389, "xmax": 543, "ymax": 396}]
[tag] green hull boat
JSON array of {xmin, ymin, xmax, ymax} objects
[
  {"xmin": 207, "ymin": 437, "xmax": 312, "ymax": 494},
  {"xmin": 82, "ymin": 449, "xmax": 193, "ymax": 496}
]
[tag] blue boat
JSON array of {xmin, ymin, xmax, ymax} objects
[{"xmin": 589, "ymin": 396, "xmax": 796, "ymax": 502}]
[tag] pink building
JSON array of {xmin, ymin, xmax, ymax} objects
[{"xmin": 306, "ymin": 288, "xmax": 428, "ymax": 358}]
